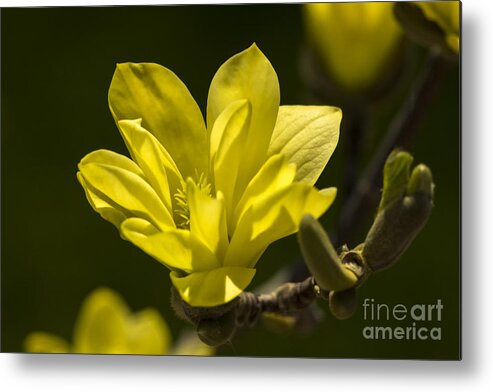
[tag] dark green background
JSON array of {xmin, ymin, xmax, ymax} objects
[{"xmin": 1, "ymin": 4, "xmax": 460, "ymax": 358}]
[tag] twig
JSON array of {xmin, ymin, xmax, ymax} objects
[
  {"xmin": 337, "ymin": 53, "xmax": 448, "ymax": 245},
  {"xmin": 235, "ymin": 277, "xmax": 320, "ymax": 327}
]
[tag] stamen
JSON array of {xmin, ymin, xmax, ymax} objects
[
  {"xmin": 174, "ymin": 187, "xmax": 190, "ymax": 229},
  {"xmin": 173, "ymin": 172, "xmax": 211, "ymax": 229}
]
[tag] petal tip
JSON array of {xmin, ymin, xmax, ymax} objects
[
  {"xmin": 248, "ymin": 42, "xmax": 260, "ymax": 53},
  {"xmin": 320, "ymin": 187, "xmax": 338, "ymax": 206},
  {"xmin": 243, "ymin": 42, "xmax": 268, "ymax": 61}
]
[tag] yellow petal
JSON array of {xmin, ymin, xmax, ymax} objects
[
  {"xmin": 210, "ymin": 99, "xmax": 251, "ymax": 233},
  {"xmin": 77, "ymin": 150, "xmax": 146, "ymax": 228},
  {"xmin": 109, "ymin": 62, "xmax": 208, "ymax": 180},
  {"xmin": 187, "ymin": 179, "xmax": 229, "ymax": 262},
  {"xmin": 73, "ymin": 287, "xmax": 129, "ymax": 354},
  {"xmin": 118, "ymin": 118, "xmax": 183, "ymax": 215},
  {"xmin": 127, "ymin": 308, "xmax": 172, "ymax": 355},
  {"xmin": 225, "ymin": 184, "xmax": 337, "ymax": 268},
  {"xmin": 233, "ymin": 154, "xmax": 296, "ymax": 228},
  {"xmin": 80, "ymin": 149, "xmax": 145, "ymax": 177},
  {"xmin": 78, "ymin": 152, "xmax": 174, "ymax": 230},
  {"xmin": 170, "ymin": 266, "xmax": 256, "ymax": 307},
  {"xmin": 77, "ymin": 171, "xmax": 128, "ymax": 228},
  {"xmin": 121, "ymin": 217, "xmax": 219, "ymax": 273},
  {"xmin": 268, "ymin": 106, "xmax": 341, "ymax": 185},
  {"xmin": 207, "ymin": 44, "xmax": 280, "ymax": 185},
  {"xmin": 24, "ymin": 332, "xmax": 70, "ymax": 353}
]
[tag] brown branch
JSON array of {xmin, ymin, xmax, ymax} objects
[{"xmin": 235, "ymin": 277, "xmax": 320, "ymax": 327}]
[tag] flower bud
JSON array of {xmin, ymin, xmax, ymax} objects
[
  {"xmin": 407, "ymin": 164, "xmax": 434, "ymax": 198},
  {"xmin": 196, "ymin": 310, "xmax": 237, "ymax": 347},
  {"xmin": 304, "ymin": 2, "xmax": 403, "ymax": 92},
  {"xmin": 170, "ymin": 285, "xmax": 238, "ymax": 326},
  {"xmin": 363, "ymin": 160, "xmax": 434, "ymax": 271},
  {"xmin": 329, "ymin": 288, "xmax": 357, "ymax": 320},
  {"xmin": 298, "ymin": 214, "xmax": 358, "ymax": 292},
  {"xmin": 378, "ymin": 149, "xmax": 413, "ymax": 212},
  {"xmin": 394, "ymin": 2, "xmax": 459, "ymax": 57},
  {"xmin": 418, "ymin": 1, "xmax": 459, "ymax": 54}
]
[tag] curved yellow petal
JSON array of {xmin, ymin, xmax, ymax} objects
[
  {"xmin": 170, "ymin": 266, "xmax": 256, "ymax": 307},
  {"xmin": 210, "ymin": 99, "xmax": 251, "ymax": 233},
  {"xmin": 234, "ymin": 154, "xmax": 296, "ymax": 228},
  {"xmin": 78, "ymin": 154, "xmax": 174, "ymax": 231},
  {"xmin": 210, "ymin": 99, "xmax": 250, "ymax": 160},
  {"xmin": 268, "ymin": 106, "xmax": 341, "ymax": 185},
  {"xmin": 73, "ymin": 287, "xmax": 129, "ymax": 354},
  {"xmin": 188, "ymin": 179, "xmax": 229, "ymax": 262},
  {"xmin": 304, "ymin": 3, "xmax": 402, "ymax": 91},
  {"xmin": 118, "ymin": 118, "xmax": 183, "ymax": 215},
  {"xmin": 77, "ymin": 150, "xmax": 146, "ymax": 229},
  {"xmin": 225, "ymin": 184, "xmax": 337, "ymax": 268},
  {"xmin": 24, "ymin": 332, "xmax": 70, "ymax": 353},
  {"xmin": 207, "ymin": 44, "xmax": 280, "ymax": 186},
  {"xmin": 109, "ymin": 62, "xmax": 208, "ymax": 180},
  {"xmin": 127, "ymin": 308, "xmax": 172, "ymax": 355},
  {"xmin": 80, "ymin": 149, "xmax": 145, "ymax": 177},
  {"xmin": 77, "ymin": 171, "xmax": 128, "ymax": 228},
  {"xmin": 121, "ymin": 217, "xmax": 220, "ymax": 273}
]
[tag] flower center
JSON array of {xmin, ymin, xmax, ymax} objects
[{"xmin": 174, "ymin": 171, "xmax": 211, "ymax": 230}]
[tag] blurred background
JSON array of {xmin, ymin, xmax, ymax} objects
[{"xmin": 1, "ymin": 3, "xmax": 459, "ymax": 358}]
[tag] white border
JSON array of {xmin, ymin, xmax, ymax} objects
[{"xmin": 2, "ymin": 0, "xmax": 492, "ymax": 391}]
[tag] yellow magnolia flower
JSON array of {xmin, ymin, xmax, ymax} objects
[
  {"xmin": 24, "ymin": 287, "xmax": 212, "ymax": 355},
  {"xmin": 304, "ymin": 2, "xmax": 403, "ymax": 91},
  {"xmin": 77, "ymin": 44, "xmax": 341, "ymax": 308},
  {"xmin": 417, "ymin": 1, "xmax": 460, "ymax": 53}
]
